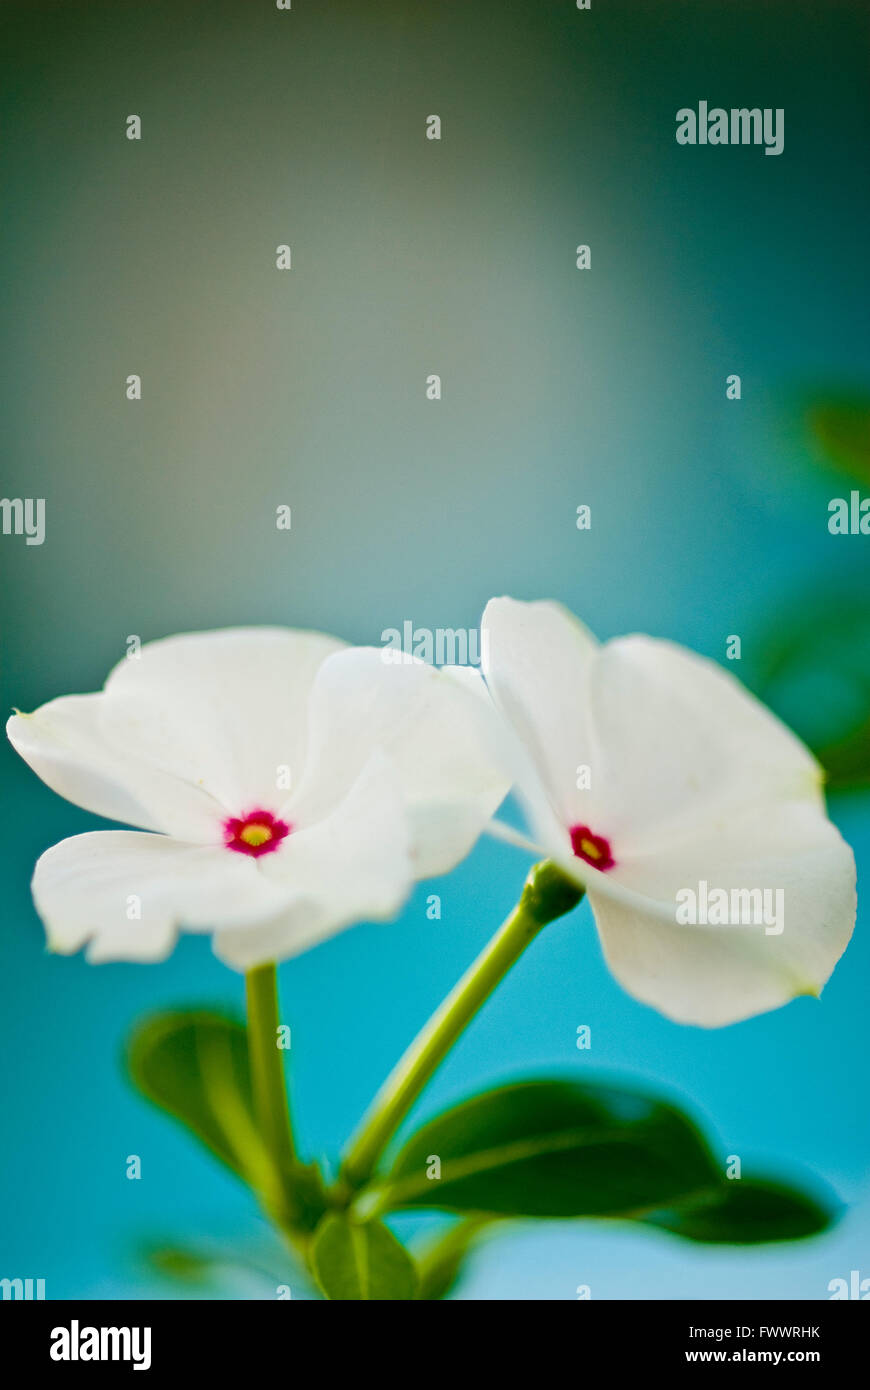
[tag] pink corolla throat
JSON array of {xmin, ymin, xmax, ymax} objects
[
  {"xmin": 569, "ymin": 824, "xmax": 615, "ymax": 872},
  {"xmin": 223, "ymin": 809, "xmax": 291, "ymax": 858}
]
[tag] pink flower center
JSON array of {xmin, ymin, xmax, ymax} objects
[
  {"xmin": 224, "ymin": 809, "xmax": 291, "ymax": 858},
  {"xmin": 569, "ymin": 824, "xmax": 615, "ymax": 871}
]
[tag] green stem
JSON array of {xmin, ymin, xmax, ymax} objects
[
  {"xmin": 245, "ymin": 962, "xmax": 298, "ymax": 1173},
  {"xmin": 341, "ymin": 860, "xmax": 584, "ymax": 1189}
]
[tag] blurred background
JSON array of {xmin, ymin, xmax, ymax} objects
[{"xmin": 1, "ymin": 0, "xmax": 869, "ymax": 1298}]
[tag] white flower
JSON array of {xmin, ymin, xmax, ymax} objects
[
  {"xmin": 7, "ymin": 628, "xmax": 508, "ymax": 969},
  {"xmin": 480, "ymin": 597, "xmax": 857, "ymax": 1026}
]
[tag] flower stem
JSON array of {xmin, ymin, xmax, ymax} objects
[
  {"xmin": 341, "ymin": 860, "xmax": 584, "ymax": 1189},
  {"xmin": 245, "ymin": 962, "xmax": 298, "ymax": 1173}
]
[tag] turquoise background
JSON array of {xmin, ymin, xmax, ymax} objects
[{"xmin": 1, "ymin": 0, "xmax": 868, "ymax": 1298}]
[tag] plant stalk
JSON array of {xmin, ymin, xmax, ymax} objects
[
  {"xmin": 245, "ymin": 962, "xmax": 299, "ymax": 1174},
  {"xmin": 341, "ymin": 861, "xmax": 584, "ymax": 1188}
]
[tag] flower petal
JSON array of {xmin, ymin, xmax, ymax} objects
[
  {"xmin": 32, "ymin": 831, "xmax": 297, "ymax": 963},
  {"xmin": 586, "ymin": 801, "xmax": 857, "ymax": 1026},
  {"xmin": 481, "ymin": 597, "xmax": 601, "ymax": 839},
  {"xmin": 285, "ymin": 648, "xmax": 510, "ymax": 879},
  {"xmin": 7, "ymin": 697, "xmax": 225, "ymax": 840},
  {"xmin": 102, "ymin": 627, "xmax": 346, "ymax": 816},
  {"xmin": 8, "ymin": 628, "xmax": 346, "ymax": 842},
  {"xmin": 586, "ymin": 636, "xmax": 824, "ymax": 856}
]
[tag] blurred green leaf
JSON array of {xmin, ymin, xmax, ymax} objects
[
  {"xmin": 815, "ymin": 717, "xmax": 870, "ymax": 791},
  {"xmin": 752, "ymin": 596, "xmax": 870, "ymax": 791},
  {"xmin": 127, "ymin": 1010, "xmax": 327, "ymax": 1230},
  {"xmin": 128, "ymin": 1011, "xmax": 258, "ymax": 1179},
  {"xmin": 141, "ymin": 1236, "xmax": 309, "ymax": 1296},
  {"xmin": 311, "ymin": 1214, "xmax": 418, "ymax": 1301},
  {"xmin": 641, "ymin": 1177, "xmax": 835, "ymax": 1244},
  {"xmin": 144, "ymin": 1244, "xmax": 218, "ymax": 1286},
  {"xmin": 378, "ymin": 1079, "xmax": 720, "ymax": 1219},
  {"xmin": 807, "ymin": 393, "xmax": 870, "ymax": 485},
  {"xmin": 416, "ymin": 1218, "xmax": 490, "ymax": 1301}
]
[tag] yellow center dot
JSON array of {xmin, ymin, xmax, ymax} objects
[
  {"xmin": 240, "ymin": 823, "xmax": 273, "ymax": 848},
  {"xmin": 579, "ymin": 838, "xmax": 602, "ymax": 861}
]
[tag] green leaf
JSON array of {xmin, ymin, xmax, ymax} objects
[
  {"xmin": 378, "ymin": 1079, "xmax": 720, "ymax": 1219},
  {"xmin": 416, "ymin": 1218, "xmax": 490, "ymax": 1301},
  {"xmin": 806, "ymin": 393, "xmax": 870, "ymax": 486},
  {"xmin": 144, "ymin": 1244, "xmax": 218, "ymax": 1286},
  {"xmin": 127, "ymin": 1011, "xmax": 259, "ymax": 1180},
  {"xmin": 751, "ymin": 595, "xmax": 870, "ymax": 791},
  {"xmin": 141, "ymin": 1236, "xmax": 310, "ymax": 1295},
  {"xmin": 640, "ymin": 1177, "xmax": 835, "ymax": 1244},
  {"xmin": 311, "ymin": 1214, "xmax": 418, "ymax": 1301},
  {"xmin": 816, "ymin": 717, "xmax": 870, "ymax": 791},
  {"xmin": 126, "ymin": 1009, "xmax": 328, "ymax": 1229}
]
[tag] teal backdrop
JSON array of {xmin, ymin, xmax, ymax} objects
[{"xmin": 1, "ymin": 0, "xmax": 868, "ymax": 1298}]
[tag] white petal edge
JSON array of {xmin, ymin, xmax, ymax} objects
[
  {"xmin": 587, "ymin": 803, "xmax": 857, "ymax": 1026},
  {"xmin": 32, "ymin": 831, "xmax": 301, "ymax": 964},
  {"xmin": 8, "ymin": 626, "xmax": 347, "ymax": 842}
]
